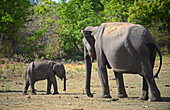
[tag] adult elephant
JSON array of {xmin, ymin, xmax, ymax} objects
[{"xmin": 81, "ymin": 22, "xmax": 162, "ymax": 101}]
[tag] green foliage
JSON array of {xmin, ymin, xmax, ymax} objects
[
  {"xmin": 0, "ymin": 0, "xmax": 169, "ymax": 59},
  {"xmin": 34, "ymin": 0, "xmax": 103, "ymax": 57},
  {"xmin": 56, "ymin": 0, "xmax": 103, "ymax": 55},
  {"xmin": 128, "ymin": 0, "xmax": 169, "ymax": 27},
  {"xmin": 103, "ymin": 0, "xmax": 134, "ymax": 22},
  {"xmin": 34, "ymin": 0, "xmax": 61, "ymax": 59},
  {"xmin": 0, "ymin": 0, "xmax": 32, "ymax": 36},
  {"xmin": 34, "ymin": 0, "xmax": 57, "ymax": 29},
  {"xmin": 74, "ymin": 55, "xmax": 84, "ymax": 61},
  {"xmin": 20, "ymin": 30, "xmax": 46, "ymax": 60},
  {"xmin": 0, "ymin": 0, "xmax": 32, "ymax": 57}
]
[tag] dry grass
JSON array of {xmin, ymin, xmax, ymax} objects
[{"xmin": 0, "ymin": 56, "xmax": 170, "ymax": 110}]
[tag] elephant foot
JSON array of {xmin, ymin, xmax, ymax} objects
[
  {"xmin": 87, "ymin": 93, "xmax": 93, "ymax": 98},
  {"xmin": 139, "ymin": 90, "xmax": 148, "ymax": 100},
  {"xmin": 117, "ymin": 94, "xmax": 128, "ymax": 98},
  {"xmin": 22, "ymin": 92, "xmax": 28, "ymax": 95},
  {"xmin": 100, "ymin": 95, "xmax": 112, "ymax": 98},
  {"xmin": 53, "ymin": 92, "xmax": 59, "ymax": 95},
  {"xmin": 46, "ymin": 92, "xmax": 52, "ymax": 95},
  {"xmin": 31, "ymin": 92, "xmax": 36, "ymax": 95},
  {"xmin": 148, "ymin": 97, "xmax": 161, "ymax": 102},
  {"xmin": 139, "ymin": 96, "xmax": 149, "ymax": 100}
]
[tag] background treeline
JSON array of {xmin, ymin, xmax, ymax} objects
[{"xmin": 0, "ymin": 0, "xmax": 169, "ymax": 61}]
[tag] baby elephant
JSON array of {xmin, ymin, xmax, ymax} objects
[{"xmin": 23, "ymin": 60, "xmax": 66, "ymax": 95}]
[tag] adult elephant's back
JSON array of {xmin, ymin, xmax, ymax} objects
[{"xmin": 101, "ymin": 24, "xmax": 146, "ymax": 74}]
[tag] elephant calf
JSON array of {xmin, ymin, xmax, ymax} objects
[{"xmin": 23, "ymin": 60, "xmax": 66, "ymax": 95}]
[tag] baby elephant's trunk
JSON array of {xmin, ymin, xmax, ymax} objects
[{"xmin": 63, "ymin": 73, "xmax": 66, "ymax": 91}]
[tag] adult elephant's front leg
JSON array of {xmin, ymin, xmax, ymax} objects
[
  {"xmin": 114, "ymin": 71, "xmax": 128, "ymax": 98},
  {"xmin": 85, "ymin": 54, "xmax": 93, "ymax": 97},
  {"xmin": 97, "ymin": 51, "xmax": 111, "ymax": 98}
]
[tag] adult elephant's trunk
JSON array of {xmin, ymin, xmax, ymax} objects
[
  {"xmin": 84, "ymin": 47, "xmax": 93, "ymax": 97},
  {"xmin": 63, "ymin": 72, "xmax": 66, "ymax": 91}
]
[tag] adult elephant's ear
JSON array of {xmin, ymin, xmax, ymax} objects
[
  {"xmin": 81, "ymin": 30, "xmax": 92, "ymax": 38},
  {"xmin": 81, "ymin": 26, "xmax": 99, "ymax": 39},
  {"xmin": 81, "ymin": 30, "xmax": 96, "ymax": 59}
]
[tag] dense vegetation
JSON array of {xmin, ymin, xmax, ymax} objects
[{"xmin": 0, "ymin": 0, "xmax": 169, "ymax": 60}]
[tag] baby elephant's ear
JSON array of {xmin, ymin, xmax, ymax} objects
[{"xmin": 49, "ymin": 61, "xmax": 56, "ymax": 70}]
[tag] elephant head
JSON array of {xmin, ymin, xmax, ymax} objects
[
  {"xmin": 81, "ymin": 26, "xmax": 99, "ymax": 97},
  {"xmin": 81, "ymin": 26, "xmax": 99, "ymax": 59},
  {"xmin": 50, "ymin": 62, "xmax": 66, "ymax": 91},
  {"xmin": 82, "ymin": 30, "xmax": 96, "ymax": 59}
]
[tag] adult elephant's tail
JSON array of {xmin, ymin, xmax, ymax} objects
[
  {"xmin": 145, "ymin": 29, "xmax": 162, "ymax": 80},
  {"xmin": 153, "ymin": 44, "xmax": 162, "ymax": 79},
  {"xmin": 147, "ymin": 30, "xmax": 162, "ymax": 79}
]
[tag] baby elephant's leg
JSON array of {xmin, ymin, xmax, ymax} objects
[
  {"xmin": 51, "ymin": 75, "xmax": 59, "ymax": 94},
  {"xmin": 29, "ymin": 79, "xmax": 36, "ymax": 95},
  {"xmin": 46, "ymin": 78, "xmax": 52, "ymax": 94},
  {"xmin": 23, "ymin": 78, "xmax": 30, "ymax": 95}
]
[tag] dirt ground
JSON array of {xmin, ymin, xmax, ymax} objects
[{"xmin": 0, "ymin": 56, "xmax": 170, "ymax": 110}]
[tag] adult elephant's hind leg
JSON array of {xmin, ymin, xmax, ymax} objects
[
  {"xmin": 114, "ymin": 71, "xmax": 128, "ymax": 98},
  {"xmin": 145, "ymin": 72, "xmax": 161, "ymax": 101},
  {"xmin": 139, "ymin": 77, "xmax": 149, "ymax": 100}
]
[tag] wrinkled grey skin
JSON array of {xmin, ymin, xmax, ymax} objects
[
  {"xmin": 81, "ymin": 22, "xmax": 162, "ymax": 101},
  {"xmin": 23, "ymin": 60, "xmax": 66, "ymax": 95}
]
